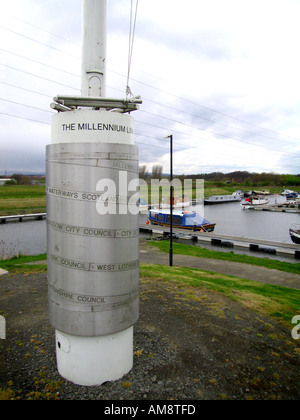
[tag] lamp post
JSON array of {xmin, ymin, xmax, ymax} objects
[{"xmin": 164, "ymin": 134, "xmax": 173, "ymax": 267}]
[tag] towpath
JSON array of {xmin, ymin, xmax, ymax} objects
[
  {"xmin": 1, "ymin": 239, "xmax": 299, "ymax": 289},
  {"xmin": 139, "ymin": 240, "xmax": 300, "ymax": 290}
]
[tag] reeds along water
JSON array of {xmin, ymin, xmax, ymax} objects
[{"xmin": 0, "ymin": 239, "xmax": 28, "ymax": 260}]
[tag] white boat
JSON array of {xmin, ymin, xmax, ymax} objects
[
  {"xmin": 253, "ymin": 189, "xmax": 270, "ymax": 195},
  {"xmin": 160, "ymin": 196, "xmax": 190, "ymax": 209},
  {"xmin": 282, "ymin": 189, "xmax": 295, "ymax": 196},
  {"xmin": 205, "ymin": 191, "xmax": 243, "ymax": 205},
  {"xmin": 241, "ymin": 195, "xmax": 269, "ymax": 210}
]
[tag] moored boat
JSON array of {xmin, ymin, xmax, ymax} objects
[
  {"xmin": 160, "ymin": 195, "xmax": 190, "ymax": 209},
  {"xmin": 204, "ymin": 191, "xmax": 243, "ymax": 205},
  {"xmin": 243, "ymin": 190, "xmax": 253, "ymax": 198},
  {"xmin": 282, "ymin": 189, "xmax": 300, "ymax": 200},
  {"xmin": 253, "ymin": 189, "xmax": 270, "ymax": 195},
  {"xmin": 289, "ymin": 224, "xmax": 300, "ymax": 244},
  {"xmin": 282, "ymin": 189, "xmax": 295, "ymax": 196},
  {"xmin": 148, "ymin": 209, "xmax": 216, "ymax": 232},
  {"xmin": 241, "ymin": 195, "xmax": 269, "ymax": 209},
  {"xmin": 286, "ymin": 193, "xmax": 298, "ymax": 200}
]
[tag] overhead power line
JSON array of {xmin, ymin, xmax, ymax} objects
[
  {"xmin": 0, "ymin": 47, "xmax": 80, "ymax": 78},
  {"xmin": 0, "ymin": 80, "xmax": 53, "ymax": 98},
  {"xmin": 0, "ymin": 63, "xmax": 79, "ymax": 91},
  {"xmin": 0, "ymin": 25, "xmax": 80, "ymax": 59},
  {"xmin": 0, "ymin": 11, "xmax": 80, "ymax": 46},
  {"xmin": 0, "ymin": 111, "xmax": 50, "ymax": 125},
  {"xmin": 0, "ymin": 16, "xmax": 293, "ymax": 144},
  {"xmin": 0, "ymin": 98, "xmax": 53, "ymax": 114},
  {"xmin": 1, "ymin": 17, "xmax": 298, "ymax": 148},
  {"xmin": 1, "ymin": 61, "xmax": 298, "ymax": 159},
  {"xmin": 138, "ymin": 110, "xmax": 298, "ymax": 156},
  {"xmin": 1, "ymin": 110, "xmax": 299, "ymax": 171},
  {"xmin": 1, "ymin": 13, "xmax": 300, "ymax": 172}
]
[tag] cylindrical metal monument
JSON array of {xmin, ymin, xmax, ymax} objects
[
  {"xmin": 46, "ymin": 0, "xmax": 140, "ymax": 386},
  {"xmin": 47, "ymin": 113, "xmax": 139, "ymax": 337}
]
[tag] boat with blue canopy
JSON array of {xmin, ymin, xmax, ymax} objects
[{"xmin": 148, "ymin": 209, "xmax": 216, "ymax": 232}]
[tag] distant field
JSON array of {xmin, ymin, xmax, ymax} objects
[
  {"xmin": 139, "ymin": 182, "xmax": 288, "ymax": 203},
  {"xmin": 0, "ymin": 183, "xmax": 298, "ymax": 216},
  {"xmin": 0, "ymin": 185, "xmax": 46, "ymax": 216}
]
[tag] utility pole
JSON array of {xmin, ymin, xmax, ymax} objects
[
  {"xmin": 47, "ymin": 0, "xmax": 141, "ymax": 386},
  {"xmin": 170, "ymin": 134, "xmax": 173, "ymax": 267}
]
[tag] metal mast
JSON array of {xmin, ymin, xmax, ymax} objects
[{"xmin": 81, "ymin": 0, "xmax": 107, "ymax": 97}]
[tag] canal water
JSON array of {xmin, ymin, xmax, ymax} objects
[
  {"xmin": 0, "ymin": 196, "xmax": 299, "ymax": 260},
  {"xmin": 0, "ymin": 219, "xmax": 47, "ymax": 260},
  {"xmin": 201, "ymin": 195, "xmax": 299, "ymax": 243}
]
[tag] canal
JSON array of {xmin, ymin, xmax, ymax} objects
[{"xmin": 0, "ymin": 196, "xmax": 299, "ymax": 260}]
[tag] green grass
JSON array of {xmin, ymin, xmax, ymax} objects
[
  {"xmin": 1, "ymin": 252, "xmax": 299, "ymax": 328},
  {"xmin": 0, "ymin": 185, "xmax": 46, "ymax": 216},
  {"xmin": 140, "ymin": 263, "xmax": 300, "ymax": 327},
  {"xmin": 150, "ymin": 240, "xmax": 300, "ymax": 275},
  {"xmin": 0, "ymin": 185, "xmax": 46, "ymax": 199},
  {"xmin": 0, "ymin": 254, "xmax": 47, "ymax": 273}
]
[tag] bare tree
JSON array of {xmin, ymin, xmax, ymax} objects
[
  {"xmin": 152, "ymin": 165, "xmax": 163, "ymax": 180},
  {"xmin": 139, "ymin": 165, "xmax": 149, "ymax": 181}
]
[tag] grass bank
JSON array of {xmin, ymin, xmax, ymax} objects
[
  {"xmin": 0, "ymin": 186, "xmax": 46, "ymax": 216},
  {"xmin": 150, "ymin": 240, "xmax": 300, "ymax": 275},
  {"xmin": 140, "ymin": 263, "xmax": 300, "ymax": 328},
  {"xmin": 0, "ymin": 254, "xmax": 47, "ymax": 273},
  {"xmin": 1, "ymin": 253, "xmax": 299, "ymax": 329}
]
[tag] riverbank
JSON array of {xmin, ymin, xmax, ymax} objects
[{"xmin": 0, "ymin": 242, "xmax": 299, "ymax": 400}]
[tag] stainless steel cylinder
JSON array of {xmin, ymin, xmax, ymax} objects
[{"xmin": 46, "ymin": 142, "xmax": 139, "ymax": 337}]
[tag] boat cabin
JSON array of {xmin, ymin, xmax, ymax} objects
[{"xmin": 148, "ymin": 210, "xmax": 216, "ymax": 232}]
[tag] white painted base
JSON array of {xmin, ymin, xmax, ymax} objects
[{"xmin": 55, "ymin": 327, "xmax": 133, "ymax": 386}]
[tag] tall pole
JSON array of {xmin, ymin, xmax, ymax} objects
[
  {"xmin": 164, "ymin": 135, "xmax": 173, "ymax": 266},
  {"xmin": 170, "ymin": 135, "xmax": 173, "ymax": 267},
  {"xmin": 81, "ymin": 0, "xmax": 107, "ymax": 97}
]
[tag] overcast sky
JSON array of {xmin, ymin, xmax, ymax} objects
[{"xmin": 0, "ymin": 0, "xmax": 300, "ymax": 175}]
